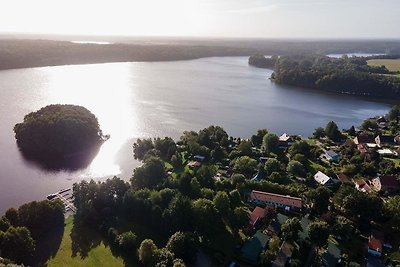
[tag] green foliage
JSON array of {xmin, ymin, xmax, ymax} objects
[
  {"xmin": 138, "ymin": 239, "xmax": 158, "ymax": 266},
  {"xmin": 281, "ymin": 217, "xmax": 302, "ymax": 240},
  {"xmin": 213, "ymin": 191, "xmax": 231, "ymax": 217},
  {"xmin": 273, "ymin": 55, "xmax": 400, "ymax": 99},
  {"xmin": 388, "ymin": 105, "xmax": 400, "ymax": 123},
  {"xmin": 262, "ymin": 133, "xmax": 279, "ymax": 153},
  {"xmin": 325, "ymin": 121, "xmax": 342, "ymax": 141},
  {"xmin": 308, "ymin": 221, "xmax": 330, "ymax": 247},
  {"xmin": 248, "ymin": 54, "xmax": 278, "ymax": 68},
  {"xmin": 264, "ymin": 158, "xmax": 281, "ymax": 176},
  {"xmin": 251, "ymin": 129, "xmax": 268, "ymax": 147},
  {"xmin": 289, "ymin": 140, "xmax": 312, "ymax": 158},
  {"xmin": 14, "ymin": 104, "xmax": 103, "ymax": 157},
  {"xmin": 0, "ymin": 217, "xmax": 10, "ymax": 232},
  {"xmin": 310, "ymin": 187, "xmax": 331, "ymax": 215},
  {"xmin": 232, "ymin": 207, "xmax": 250, "ymax": 229},
  {"xmin": 0, "ymin": 226, "xmax": 35, "ymax": 264},
  {"xmin": 133, "ymin": 138, "xmax": 154, "ymax": 160},
  {"xmin": 131, "ymin": 156, "xmax": 166, "ymax": 188},
  {"xmin": 192, "ymin": 199, "xmax": 220, "ymax": 237},
  {"xmin": 116, "ymin": 231, "xmax": 137, "ymax": 254},
  {"xmin": 237, "ymin": 140, "xmax": 253, "ymax": 157},
  {"xmin": 166, "ymin": 232, "xmax": 198, "ymax": 264},
  {"xmin": 286, "ymin": 160, "xmax": 305, "ymax": 177},
  {"xmin": 234, "ymin": 156, "xmax": 258, "ymax": 174}
]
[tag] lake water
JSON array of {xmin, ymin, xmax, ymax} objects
[{"xmin": 0, "ymin": 57, "xmax": 391, "ymax": 214}]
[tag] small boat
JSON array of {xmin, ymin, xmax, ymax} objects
[{"xmin": 58, "ymin": 188, "xmax": 71, "ymax": 194}]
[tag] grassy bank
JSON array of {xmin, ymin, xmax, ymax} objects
[
  {"xmin": 368, "ymin": 59, "xmax": 400, "ymax": 77},
  {"xmin": 46, "ymin": 217, "xmax": 124, "ymax": 267}
]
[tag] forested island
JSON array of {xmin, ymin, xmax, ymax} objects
[
  {"xmin": 14, "ymin": 105, "xmax": 105, "ymax": 166},
  {"xmin": 2, "ymin": 106, "xmax": 400, "ymax": 266},
  {"xmin": 249, "ymin": 54, "xmax": 400, "ymax": 99}
]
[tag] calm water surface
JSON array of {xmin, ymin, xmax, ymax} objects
[{"xmin": 0, "ymin": 57, "xmax": 390, "ymax": 213}]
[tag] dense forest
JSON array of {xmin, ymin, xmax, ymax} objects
[
  {"xmin": 1, "ymin": 38, "xmax": 400, "ymax": 70},
  {"xmin": 263, "ymin": 54, "xmax": 400, "ymax": 99},
  {"xmin": 14, "ymin": 104, "xmax": 104, "ymax": 161}
]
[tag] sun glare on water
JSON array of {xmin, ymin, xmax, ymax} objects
[{"xmin": 42, "ymin": 63, "xmax": 138, "ymax": 177}]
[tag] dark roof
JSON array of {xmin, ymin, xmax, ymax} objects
[
  {"xmin": 326, "ymin": 150, "xmax": 339, "ymax": 157},
  {"xmin": 272, "ymin": 241, "xmax": 294, "ymax": 267},
  {"xmin": 241, "ymin": 230, "xmax": 270, "ymax": 263},
  {"xmin": 336, "ymin": 173, "xmax": 350, "ymax": 183},
  {"xmin": 377, "ymin": 135, "xmax": 395, "ymax": 144},
  {"xmin": 377, "ymin": 175, "xmax": 400, "ymax": 188},
  {"xmin": 355, "ymin": 135, "xmax": 374, "ymax": 144},
  {"xmin": 369, "ymin": 235, "xmax": 383, "ymax": 252}
]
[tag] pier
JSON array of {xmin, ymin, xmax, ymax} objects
[{"xmin": 47, "ymin": 188, "xmax": 76, "ymax": 215}]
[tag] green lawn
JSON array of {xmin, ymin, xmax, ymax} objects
[{"xmin": 46, "ymin": 217, "xmax": 124, "ymax": 267}]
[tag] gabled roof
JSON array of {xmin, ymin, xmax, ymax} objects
[
  {"xmin": 241, "ymin": 230, "xmax": 270, "ymax": 263},
  {"xmin": 325, "ymin": 150, "xmax": 339, "ymax": 157},
  {"xmin": 376, "ymin": 135, "xmax": 395, "ymax": 144},
  {"xmin": 249, "ymin": 206, "xmax": 266, "ymax": 226},
  {"xmin": 249, "ymin": 190, "xmax": 302, "ymax": 209},
  {"xmin": 336, "ymin": 173, "xmax": 350, "ymax": 183},
  {"xmin": 375, "ymin": 175, "xmax": 400, "ymax": 188},
  {"xmin": 354, "ymin": 179, "xmax": 372, "ymax": 193},
  {"xmin": 279, "ymin": 133, "xmax": 292, "ymax": 142},
  {"xmin": 354, "ymin": 135, "xmax": 374, "ymax": 144},
  {"xmin": 369, "ymin": 235, "xmax": 383, "ymax": 252},
  {"xmin": 314, "ymin": 171, "xmax": 333, "ymax": 185}
]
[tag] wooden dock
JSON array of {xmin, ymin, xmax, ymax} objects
[{"xmin": 47, "ymin": 188, "xmax": 76, "ymax": 214}]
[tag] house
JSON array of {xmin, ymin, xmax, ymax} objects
[
  {"xmin": 336, "ymin": 173, "xmax": 350, "ymax": 184},
  {"xmin": 395, "ymin": 136, "xmax": 400, "ymax": 144},
  {"xmin": 354, "ymin": 179, "xmax": 372, "ymax": 193},
  {"xmin": 193, "ymin": 155, "xmax": 206, "ymax": 161},
  {"xmin": 314, "ymin": 171, "xmax": 335, "ymax": 186},
  {"xmin": 368, "ymin": 235, "xmax": 383, "ymax": 257},
  {"xmin": 375, "ymin": 135, "xmax": 396, "ymax": 146},
  {"xmin": 371, "ymin": 175, "xmax": 400, "ymax": 192},
  {"xmin": 325, "ymin": 150, "xmax": 340, "ymax": 162},
  {"xmin": 279, "ymin": 133, "xmax": 294, "ymax": 147},
  {"xmin": 376, "ymin": 116, "xmax": 388, "ymax": 128},
  {"xmin": 377, "ymin": 148, "xmax": 398, "ymax": 157},
  {"xmin": 357, "ymin": 144, "xmax": 369, "ymax": 154},
  {"xmin": 267, "ymin": 213, "xmax": 289, "ymax": 235},
  {"xmin": 248, "ymin": 206, "xmax": 267, "ymax": 229},
  {"xmin": 249, "ymin": 190, "xmax": 302, "ymax": 212},
  {"xmin": 240, "ymin": 230, "xmax": 270, "ymax": 264},
  {"xmin": 188, "ymin": 161, "xmax": 201, "ymax": 169},
  {"xmin": 353, "ymin": 135, "xmax": 375, "ymax": 145}
]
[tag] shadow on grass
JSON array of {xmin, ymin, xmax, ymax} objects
[
  {"xmin": 70, "ymin": 220, "xmax": 103, "ymax": 259},
  {"xmin": 31, "ymin": 224, "xmax": 64, "ymax": 266}
]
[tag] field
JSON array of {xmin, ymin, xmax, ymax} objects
[
  {"xmin": 367, "ymin": 59, "xmax": 400, "ymax": 77},
  {"xmin": 46, "ymin": 217, "xmax": 124, "ymax": 267}
]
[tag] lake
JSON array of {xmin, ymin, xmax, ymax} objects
[{"xmin": 0, "ymin": 56, "xmax": 391, "ymax": 214}]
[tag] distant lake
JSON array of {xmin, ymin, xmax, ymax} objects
[
  {"xmin": 0, "ymin": 57, "xmax": 391, "ymax": 213},
  {"xmin": 326, "ymin": 53, "xmax": 386, "ymax": 58}
]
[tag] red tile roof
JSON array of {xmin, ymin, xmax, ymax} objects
[
  {"xmin": 249, "ymin": 190, "xmax": 302, "ymax": 209},
  {"xmin": 369, "ymin": 235, "xmax": 383, "ymax": 252},
  {"xmin": 354, "ymin": 179, "xmax": 372, "ymax": 193},
  {"xmin": 249, "ymin": 206, "xmax": 266, "ymax": 226},
  {"xmin": 337, "ymin": 173, "xmax": 350, "ymax": 183}
]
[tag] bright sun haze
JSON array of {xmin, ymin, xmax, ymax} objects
[{"xmin": 2, "ymin": 0, "xmax": 400, "ymax": 38}]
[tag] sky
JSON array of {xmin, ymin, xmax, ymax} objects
[{"xmin": 1, "ymin": 0, "xmax": 400, "ymax": 38}]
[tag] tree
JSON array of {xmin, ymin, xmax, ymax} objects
[
  {"xmin": 325, "ymin": 121, "xmax": 342, "ymax": 141},
  {"xmin": 361, "ymin": 119, "xmax": 378, "ymax": 131},
  {"xmin": 264, "ymin": 158, "xmax": 281, "ymax": 176},
  {"xmin": 0, "ymin": 216, "xmax": 10, "ymax": 232},
  {"xmin": 166, "ymin": 232, "xmax": 198, "ymax": 263},
  {"xmin": 308, "ymin": 221, "xmax": 330, "ymax": 250},
  {"xmin": 173, "ymin": 259, "xmax": 187, "ymax": 267},
  {"xmin": 348, "ymin": 125, "xmax": 356, "ymax": 136},
  {"xmin": 289, "ymin": 141, "xmax": 311, "ymax": 158},
  {"xmin": 310, "ymin": 187, "xmax": 331, "ymax": 215},
  {"xmin": 131, "ymin": 156, "xmax": 166, "ymax": 188},
  {"xmin": 286, "ymin": 160, "xmax": 305, "ymax": 177},
  {"xmin": 251, "ymin": 129, "xmax": 268, "ymax": 147},
  {"xmin": 234, "ymin": 156, "xmax": 258, "ymax": 174},
  {"xmin": 155, "ymin": 248, "xmax": 175, "ymax": 267},
  {"xmin": 4, "ymin": 208, "xmax": 19, "ymax": 226},
  {"xmin": 313, "ymin": 127, "xmax": 326, "ymax": 139},
  {"xmin": 0, "ymin": 226, "xmax": 35, "ymax": 264},
  {"xmin": 229, "ymin": 189, "xmax": 242, "ymax": 207},
  {"xmin": 237, "ymin": 140, "xmax": 253, "ymax": 156},
  {"xmin": 281, "ymin": 217, "xmax": 302, "ymax": 241},
  {"xmin": 388, "ymin": 105, "xmax": 400, "ymax": 123},
  {"xmin": 192, "ymin": 199, "xmax": 220, "ymax": 237},
  {"xmin": 133, "ymin": 138, "xmax": 154, "ymax": 160},
  {"xmin": 232, "ymin": 207, "xmax": 250, "ymax": 229},
  {"xmin": 117, "ymin": 231, "xmax": 137, "ymax": 254},
  {"xmin": 171, "ymin": 153, "xmax": 183, "ymax": 169},
  {"xmin": 262, "ymin": 133, "xmax": 279, "ymax": 154},
  {"xmin": 138, "ymin": 239, "xmax": 158, "ymax": 266},
  {"xmin": 213, "ymin": 191, "xmax": 231, "ymax": 217},
  {"xmin": 190, "ymin": 178, "xmax": 201, "ymax": 198}
]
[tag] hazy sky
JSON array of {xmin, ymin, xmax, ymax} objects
[{"xmin": 1, "ymin": 0, "xmax": 399, "ymax": 38}]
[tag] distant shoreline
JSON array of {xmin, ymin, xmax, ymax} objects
[{"xmin": 1, "ymin": 38, "xmax": 400, "ymax": 71}]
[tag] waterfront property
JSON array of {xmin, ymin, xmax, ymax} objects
[
  {"xmin": 325, "ymin": 150, "xmax": 340, "ymax": 162},
  {"xmin": 375, "ymin": 135, "xmax": 396, "ymax": 146},
  {"xmin": 249, "ymin": 190, "xmax": 302, "ymax": 212}
]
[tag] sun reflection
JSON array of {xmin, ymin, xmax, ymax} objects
[{"xmin": 41, "ymin": 63, "xmax": 139, "ymax": 177}]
